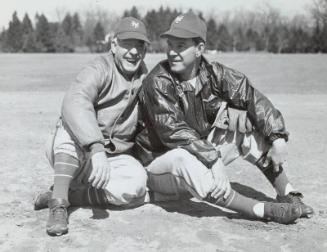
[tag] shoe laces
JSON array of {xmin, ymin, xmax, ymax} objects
[
  {"xmin": 274, "ymin": 204, "xmax": 287, "ymax": 218},
  {"xmin": 52, "ymin": 205, "xmax": 67, "ymax": 222},
  {"xmin": 288, "ymin": 192, "xmax": 304, "ymax": 205}
]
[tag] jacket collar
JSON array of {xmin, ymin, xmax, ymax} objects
[
  {"xmin": 196, "ymin": 56, "xmax": 212, "ymax": 95},
  {"xmin": 158, "ymin": 56, "xmax": 212, "ymax": 95}
]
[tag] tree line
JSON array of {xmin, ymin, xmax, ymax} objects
[{"xmin": 1, "ymin": 1, "xmax": 327, "ymax": 53}]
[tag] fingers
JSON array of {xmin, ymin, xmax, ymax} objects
[
  {"xmin": 215, "ymin": 180, "xmax": 228, "ymax": 199},
  {"xmin": 92, "ymin": 166, "xmax": 103, "ymax": 188},
  {"xmin": 211, "ymin": 184, "xmax": 222, "ymax": 199},
  {"xmin": 88, "ymin": 168, "xmax": 97, "ymax": 183},
  {"xmin": 211, "ymin": 179, "xmax": 230, "ymax": 199},
  {"xmin": 223, "ymin": 182, "xmax": 231, "ymax": 200},
  {"xmin": 102, "ymin": 166, "xmax": 111, "ymax": 189},
  {"xmin": 97, "ymin": 167, "xmax": 107, "ymax": 189}
]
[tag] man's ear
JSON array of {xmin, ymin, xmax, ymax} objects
[
  {"xmin": 196, "ymin": 42, "xmax": 205, "ymax": 58},
  {"xmin": 111, "ymin": 37, "xmax": 118, "ymax": 54}
]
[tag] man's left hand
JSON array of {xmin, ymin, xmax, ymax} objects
[{"xmin": 267, "ymin": 138, "xmax": 288, "ymax": 172}]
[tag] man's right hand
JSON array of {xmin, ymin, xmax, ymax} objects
[
  {"xmin": 89, "ymin": 151, "xmax": 111, "ymax": 189},
  {"xmin": 210, "ymin": 159, "xmax": 231, "ymax": 200},
  {"xmin": 227, "ymin": 107, "xmax": 253, "ymax": 133}
]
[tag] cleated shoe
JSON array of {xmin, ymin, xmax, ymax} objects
[
  {"xmin": 277, "ymin": 192, "xmax": 314, "ymax": 218},
  {"xmin": 46, "ymin": 198, "xmax": 69, "ymax": 236},
  {"xmin": 264, "ymin": 202, "xmax": 301, "ymax": 224},
  {"xmin": 34, "ymin": 191, "xmax": 52, "ymax": 210}
]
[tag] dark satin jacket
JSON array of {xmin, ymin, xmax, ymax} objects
[{"xmin": 135, "ymin": 57, "xmax": 288, "ymax": 167}]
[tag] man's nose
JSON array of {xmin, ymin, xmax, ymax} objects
[
  {"xmin": 129, "ymin": 47, "xmax": 138, "ymax": 56},
  {"xmin": 168, "ymin": 48, "xmax": 178, "ymax": 57}
]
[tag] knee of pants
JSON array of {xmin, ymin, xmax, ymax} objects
[
  {"xmin": 128, "ymin": 169, "xmax": 148, "ymax": 197},
  {"xmin": 162, "ymin": 148, "xmax": 197, "ymax": 174},
  {"xmin": 104, "ymin": 181, "xmax": 147, "ymax": 206},
  {"xmin": 107, "ymin": 167, "xmax": 147, "ymax": 205}
]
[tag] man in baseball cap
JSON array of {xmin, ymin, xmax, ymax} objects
[
  {"xmin": 34, "ymin": 17, "xmax": 150, "ymax": 236},
  {"xmin": 135, "ymin": 11, "xmax": 313, "ymax": 224}
]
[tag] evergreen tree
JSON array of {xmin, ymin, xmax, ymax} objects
[
  {"xmin": 275, "ymin": 26, "xmax": 289, "ymax": 53},
  {"xmin": 35, "ymin": 14, "xmax": 53, "ymax": 52},
  {"xmin": 267, "ymin": 27, "xmax": 279, "ymax": 53},
  {"xmin": 0, "ymin": 29, "xmax": 7, "ymax": 52},
  {"xmin": 245, "ymin": 28, "xmax": 260, "ymax": 51},
  {"xmin": 233, "ymin": 28, "xmax": 246, "ymax": 51},
  {"xmin": 312, "ymin": 21, "xmax": 322, "ymax": 52},
  {"xmin": 72, "ymin": 13, "xmax": 83, "ymax": 46},
  {"xmin": 123, "ymin": 6, "xmax": 141, "ymax": 19},
  {"xmin": 206, "ymin": 18, "xmax": 218, "ymax": 50},
  {"xmin": 61, "ymin": 13, "xmax": 74, "ymax": 50},
  {"xmin": 216, "ymin": 24, "xmax": 232, "ymax": 51},
  {"xmin": 62, "ymin": 13, "xmax": 73, "ymax": 36},
  {"xmin": 22, "ymin": 13, "xmax": 33, "ymax": 34},
  {"xmin": 53, "ymin": 25, "xmax": 73, "ymax": 52},
  {"xmin": 93, "ymin": 21, "xmax": 105, "ymax": 41},
  {"xmin": 130, "ymin": 6, "xmax": 141, "ymax": 19},
  {"xmin": 21, "ymin": 13, "xmax": 36, "ymax": 52},
  {"xmin": 6, "ymin": 11, "xmax": 23, "ymax": 52},
  {"xmin": 144, "ymin": 10, "xmax": 158, "ymax": 41}
]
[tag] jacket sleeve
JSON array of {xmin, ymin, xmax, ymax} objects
[
  {"xmin": 61, "ymin": 58, "xmax": 109, "ymax": 153},
  {"xmin": 211, "ymin": 62, "xmax": 289, "ymax": 143},
  {"xmin": 142, "ymin": 77, "xmax": 220, "ymax": 167}
]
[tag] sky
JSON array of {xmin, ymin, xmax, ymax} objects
[{"xmin": 1, "ymin": 0, "xmax": 314, "ymax": 29}]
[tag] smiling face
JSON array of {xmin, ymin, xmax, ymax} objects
[
  {"xmin": 166, "ymin": 36, "xmax": 204, "ymax": 80},
  {"xmin": 111, "ymin": 38, "xmax": 147, "ymax": 78}
]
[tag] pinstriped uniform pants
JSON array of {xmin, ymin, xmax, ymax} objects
[{"xmin": 45, "ymin": 121, "xmax": 147, "ymax": 207}]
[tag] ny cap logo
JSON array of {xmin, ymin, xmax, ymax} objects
[
  {"xmin": 175, "ymin": 15, "xmax": 184, "ymax": 23},
  {"xmin": 131, "ymin": 21, "xmax": 139, "ymax": 28}
]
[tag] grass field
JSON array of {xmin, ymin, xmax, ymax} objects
[{"xmin": 0, "ymin": 53, "xmax": 327, "ymax": 251}]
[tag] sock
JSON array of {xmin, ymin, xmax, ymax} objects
[
  {"xmin": 253, "ymin": 203, "xmax": 265, "ymax": 218},
  {"xmin": 68, "ymin": 187, "xmax": 110, "ymax": 207},
  {"xmin": 261, "ymin": 166, "xmax": 292, "ymax": 196},
  {"xmin": 210, "ymin": 189, "xmax": 259, "ymax": 219},
  {"xmin": 210, "ymin": 191, "xmax": 283, "ymax": 220},
  {"xmin": 52, "ymin": 153, "xmax": 79, "ymax": 201},
  {"xmin": 284, "ymin": 183, "xmax": 296, "ymax": 195}
]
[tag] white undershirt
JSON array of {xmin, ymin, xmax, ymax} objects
[{"xmin": 188, "ymin": 77, "xmax": 197, "ymax": 89}]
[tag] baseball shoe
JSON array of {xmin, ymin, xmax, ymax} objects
[
  {"xmin": 46, "ymin": 198, "xmax": 69, "ymax": 236},
  {"xmin": 264, "ymin": 202, "xmax": 301, "ymax": 224},
  {"xmin": 276, "ymin": 191, "xmax": 314, "ymax": 218},
  {"xmin": 34, "ymin": 191, "xmax": 52, "ymax": 210}
]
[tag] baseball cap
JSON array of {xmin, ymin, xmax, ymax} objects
[
  {"xmin": 160, "ymin": 11, "xmax": 207, "ymax": 42},
  {"xmin": 114, "ymin": 17, "xmax": 150, "ymax": 43}
]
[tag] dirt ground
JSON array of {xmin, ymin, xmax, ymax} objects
[{"xmin": 0, "ymin": 54, "xmax": 327, "ymax": 252}]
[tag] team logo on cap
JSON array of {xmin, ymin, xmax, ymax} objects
[
  {"xmin": 131, "ymin": 21, "xmax": 139, "ymax": 28},
  {"xmin": 175, "ymin": 15, "xmax": 184, "ymax": 23}
]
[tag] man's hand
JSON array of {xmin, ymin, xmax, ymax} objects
[
  {"xmin": 210, "ymin": 159, "xmax": 231, "ymax": 200},
  {"xmin": 89, "ymin": 151, "xmax": 111, "ymax": 189},
  {"xmin": 227, "ymin": 107, "xmax": 253, "ymax": 133},
  {"xmin": 267, "ymin": 138, "xmax": 288, "ymax": 172}
]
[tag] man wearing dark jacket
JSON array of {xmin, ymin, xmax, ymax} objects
[
  {"xmin": 135, "ymin": 11, "xmax": 313, "ymax": 224},
  {"xmin": 34, "ymin": 17, "xmax": 150, "ymax": 236}
]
